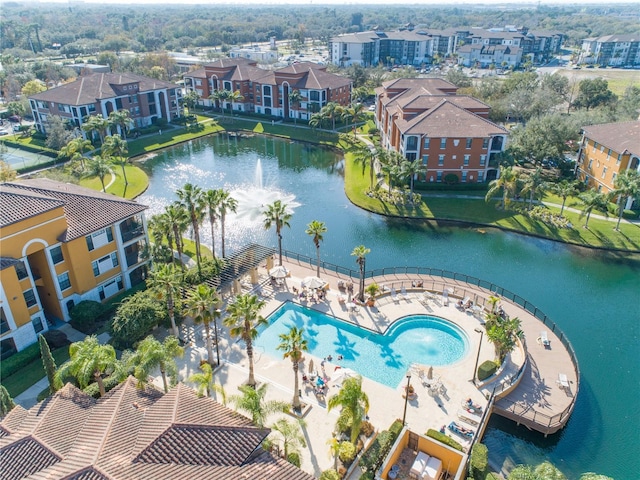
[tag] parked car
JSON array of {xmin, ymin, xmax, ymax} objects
[
  {"xmin": 368, "ymin": 105, "xmax": 376, "ymax": 111},
  {"xmin": 8, "ymin": 115, "xmax": 21, "ymax": 123}
]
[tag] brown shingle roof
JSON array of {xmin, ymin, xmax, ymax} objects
[
  {"xmin": 2, "ymin": 179, "xmax": 147, "ymax": 242},
  {"xmin": 582, "ymin": 120, "xmax": 640, "ymax": 157},
  {"xmin": 62, "ymin": 467, "xmax": 111, "ymax": 480},
  {"xmin": 0, "ymin": 436, "xmax": 61, "ymax": 480}
]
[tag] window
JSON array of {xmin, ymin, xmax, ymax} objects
[
  {"xmin": 98, "ymin": 276, "xmax": 124, "ymax": 301},
  {"xmin": 436, "ymin": 171, "xmax": 443, "ymax": 182},
  {"xmin": 440, "ymin": 138, "xmax": 446, "ymax": 149},
  {"xmin": 32, "ymin": 317, "xmax": 44, "ymax": 334},
  {"xmin": 58, "ymin": 272, "xmax": 71, "ymax": 291},
  {"xmin": 617, "ymin": 154, "xmax": 621, "ymax": 165},
  {"xmin": 15, "ymin": 261, "xmax": 28, "ymax": 280},
  {"xmin": 466, "ymin": 138, "xmax": 472, "ymax": 149},
  {"xmin": 607, "ymin": 149, "xmax": 611, "ymax": 159},
  {"xmin": 463, "ymin": 154, "xmax": 470, "ymax": 166},
  {"xmin": 438, "ymin": 155, "xmax": 445, "ymax": 166},
  {"xmin": 1, "ymin": 308, "xmax": 9, "ymax": 335},
  {"xmin": 1, "ymin": 338, "xmax": 17, "ymax": 361},
  {"xmin": 50, "ymin": 246, "xmax": 63, "ymax": 264},
  {"xmin": 461, "ymin": 171, "xmax": 468, "ymax": 183},
  {"xmin": 422, "ymin": 154, "xmax": 429, "ymax": 165},
  {"xmin": 588, "ymin": 159, "xmax": 593, "ymax": 169},
  {"xmin": 480, "ymin": 154, "xmax": 487, "ymax": 166},
  {"xmin": 477, "ymin": 171, "xmax": 484, "ymax": 182},
  {"xmin": 406, "ymin": 136, "xmax": 418, "ymax": 150},
  {"xmin": 86, "ymin": 228, "xmax": 113, "ymax": 251},
  {"xmin": 423, "ymin": 138, "xmax": 430, "ymax": 149},
  {"xmin": 23, "ymin": 289, "xmax": 37, "ymax": 308},
  {"xmin": 601, "ymin": 167, "xmax": 607, "ymax": 179},
  {"xmin": 482, "ymin": 138, "xmax": 489, "ymax": 149},
  {"xmin": 92, "ymin": 252, "xmax": 119, "ymax": 277},
  {"xmin": 263, "ymin": 86, "xmax": 271, "ymax": 96}
]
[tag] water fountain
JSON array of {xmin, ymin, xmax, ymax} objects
[{"xmin": 232, "ymin": 159, "xmax": 300, "ymax": 222}]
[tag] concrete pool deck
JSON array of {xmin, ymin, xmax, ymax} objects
[{"xmin": 163, "ymin": 257, "xmax": 578, "ymax": 477}]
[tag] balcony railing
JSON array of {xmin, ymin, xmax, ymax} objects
[{"xmin": 120, "ymin": 223, "xmax": 144, "ymax": 243}]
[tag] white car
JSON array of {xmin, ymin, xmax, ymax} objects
[{"xmin": 368, "ymin": 105, "xmax": 376, "ymax": 111}]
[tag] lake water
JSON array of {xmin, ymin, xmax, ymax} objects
[{"xmin": 138, "ymin": 134, "xmax": 640, "ymax": 479}]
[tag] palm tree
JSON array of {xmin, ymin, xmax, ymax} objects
[
  {"xmin": 188, "ymin": 363, "xmax": 227, "ymax": 403},
  {"xmin": 186, "ymin": 284, "xmax": 221, "ymax": 366},
  {"xmin": 58, "ymin": 137, "xmax": 92, "ymax": 169},
  {"xmin": 102, "ymin": 134, "xmax": 129, "ymax": 186},
  {"xmin": 203, "ymin": 189, "xmax": 222, "ymax": 259},
  {"xmin": 165, "ymin": 202, "xmax": 189, "ymax": 269},
  {"xmin": 84, "ymin": 155, "xmax": 111, "ymax": 192},
  {"xmin": 217, "ymin": 189, "xmax": 238, "ymax": 258},
  {"xmin": 271, "ymin": 418, "xmax": 307, "ymax": 458},
  {"xmin": 350, "ymin": 143, "xmax": 378, "ymax": 190},
  {"xmin": 351, "ymin": 245, "xmax": 370, "ymax": 303},
  {"xmin": 399, "ymin": 159, "xmax": 424, "ymax": 201},
  {"xmin": 309, "ymin": 112, "xmax": 325, "ymax": 130},
  {"xmin": 520, "ymin": 168, "xmax": 546, "ymax": 211},
  {"xmin": 485, "ymin": 315, "xmax": 521, "ymax": 362},
  {"xmin": 148, "ymin": 263, "xmax": 182, "ymax": 337},
  {"xmin": 127, "ymin": 335, "xmax": 184, "ymax": 393},
  {"xmin": 209, "ymin": 89, "xmax": 229, "ymax": 117},
  {"xmin": 327, "ymin": 375, "xmax": 370, "ymax": 443},
  {"xmin": 177, "ymin": 183, "xmax": 205, "ymax": 273},
  {"xmin": 81, "ymin": 114, "xmax": 109, "ymax": 144},
  {"xmin": 341, "ymin": 102, "xmax": 365, "ymax": 136},
  {"xmin": 226, "ymin": 90, "xmax": 245, "ymax": 116},
  {"xmin": 230, "ymin": 383, "xmax": 288, "ymax": 428},
  {"xmin": 579, "ymin": 190, "xmax": 609, "ymax": 229},
  {"xmin": 182, "ymin": 90, "xmax": 201, "ymax": 116},
  {"xmin": 55, "ymin": 335, "xmax": 117, "ymax": 397},
  {"xmin": 288, "ymin": 89, "xmax": 303, "ymax": 125},
  {"xmin": 224, "ymin": 293, "xmax": 268, "ymax": 387},
  {"xmin": 610, "ymin": 169, "xmax": 640, "ymax": 231},
  {"xmin": 321, "ymin": 102, "xmax": 342, "ymax": 131},
  {"xmin": 277, "ymin": 326, "xmax": 309, "ymax": 411},
  {"xmin": 485, "ymin": 166, "xmax": 519, "ymax": 209},
  {"xmin": 550, "ymin": 180, "xmax": 579, "ymax": 216},
  {"xmin": 263, "ymin": 200, "xmax": 292, "ymax": 266},
  {"xmin": 108, "ymin": 109, "xmax": 132, "ymax": 139},
  {"xmin": 305, "ymin": 220, "xmax": 327, "ymax": 277}
]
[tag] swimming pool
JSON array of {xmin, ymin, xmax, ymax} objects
[{"xmin": 255, "ymin": 302, "xmax": 470, "ymax": 388}]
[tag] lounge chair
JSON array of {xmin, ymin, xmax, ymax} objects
[
  {"xmin": 390, "ymin": 288, "xmax": 399, "ymax": 303},
  {"xmin": 457, "ymin": 408, "xmax": 482, "ymax": 426},
  {"xmin": 400, "ymin": 286, "xmax": 410, "ymax": 301},
  {"xmin": 409, "ymin": 451, "xmax": 430, "ymax": 480},
  {"xmin": 462, "ymin": 398, "xmax": 483, "ymax": 414},
  {"xmin": 557, "ymin": 373, "xmax": 569, "ymax": 389},
  {"xmin": 539, "ymin": 330, "xmax": 551, "ymax": 347},
  {"xmin": 448, "ymin": 421, "xmax": 474, "ymax": 439}
]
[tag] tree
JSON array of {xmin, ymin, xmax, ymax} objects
[
  {"xmin": 550, "ymin": 180, "xmax": 579, "ymax": 216},
  {"xmin": 44, "ymin": 115, "xmax": 74, "ymax": 150},
  {"xmin": 148, "ymin": 263, "xmax": 182, "ymax": 337},
  {"xmin": 209, "ymin": 89, "xmax": 230, "ymax": 117},
  {"xmin": 305, "ymin": 220, "xmax": 327, "ymax": 277},
  {"xmin": 177, "ymin": 183, "xmax": 205, "ymax": 273},
  {"xmin": 203, "ymin": 189, "xmax": 222, "ymax": 258},
  {"xmin": 320, "ymin": 102, "xmax": 342, "ymax": 131},
  {"xmin": 610, "ymin": 169, "xmax": 640, "ymax": 231},
  {"xmin": 39, "ymin": 334, "xmax": 61, "ymax": 394},
  {"xmin": 226, "ymin": 90, "xmax": 244, "ymax": 116},
  {"xmin": 164, "ymin": 202, "xmax": 189, "ymax": 269},
  {"xmin": 520, "ymin": 168, "xmax": 546, "ymax": 211},
  {"xmin": 127, "ymin": 335, "xmax": 184, "ymax": 393},
  {"xmin": 107, "ymin": 109, "xmax": 131, "ymax": 140},
  {"xmin": 446, "ymin": 69, "xmax": 472, "ymax": 88},
  {"xmin": 485, "ymin": 315, "xmax": 521, "ymax": 362},
  {"xmin": 399, "ymin": 158, "xmax": 424, "ymax": 200},
  {"xmin": 616, "ymin": 85, "xmax": 640, "ymax": 120},
  {"xmin": 58, "ymin": 137, "xmax": 93, "ymax": 170},
  {"xmin": 277, "ymin": 326, "xmax": 309, "ymax": 411},
  {"xmin": 217, "ymin": 189, "xmax": 238, "ymax": 258},
  {"xmin": 573, "ymin": 78, "xmax": 617, "ymax": 111},
  {"xmin": 341, "ymin": 102, "xmax": 365, "ymax": 136},
  {"xmin": 0, "ymin": 160, "xmax": 17, "ymax": 183},
  {"xmin": 327, "ymin": 375, "xmax": 369, "ymax": 443},
  {"xmin": 56, "ymin": 335, "xmax": 117, "ymax": 397},
  {"xmin": 230, "ymin": 383, "xmax": 288, "ymax": 427},
  {"xmin": 186, "ymin": 284, "xmax": 221, "ymax": 366},
  {"xmin": 6, "ymin": 101, "xmax": 25, "ymax": 120},
  {"xmin": 263, "ymin": 199, "xmax": 292, "ymax": 267},
  {"xmin": 270, "ymin": 418, "xmax": 307, "ymax": 458},
  {"xmin": 507, "ymin": 114, "xmax": 577, "ymax": 166},
  {"xmin": 578, "ymin": 190, "xmax": 609, "ymax": 229},
  {"xmin": 102, "ymin": 134, "xmax": 129, "ymax": 186},
  {"xmin": 288, "ymin": 89, "xmax": 303, "ymax": 125},
  {"xmin": 0, "ymin": 385, "xmax": 16, "ymax": 417},
  {"xmin": 351, "ymin": 245, "xmax": 370, "ymax": 304},
  {"xmin": 485, "ymin": 166, "xmax": 519, "ymax": 209},
  {"xmin": 110, "ymin": 290, "xmax": 166, "ymax": 349},
  {"xmin": 182, "ymin": 90, "xmax": 200, "ymax": 115},
  {"xmin": 81, "ymin": 114, "xmax": 109, "ymax": 144},
  {"xmin": 21, "ymin": 79, "xmax": 46, "ymax": 96},
  {"xmin": 349, "ymin": 143, "xmax": 377, "ymax": 190},
  {"xmin": 83, "ymin": 155, "xmax": 111, "ymax": 192},
  {"xmin": 224, "ymin": 293, "xmax": 267, "ymax": 387}
]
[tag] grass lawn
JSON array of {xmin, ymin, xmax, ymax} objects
[
  {"xmin": 215, "ymin": 117, "xmax": 341, "ymax": 146},
  {"xmin": 79, "ymin": 164, "xmax": 148, "ymax": 199},
  {"xmin": 556, "ymin": 68, "xmax": 640, "ymax": 96},
  {"xmin": 2, "ymin": 346, "xmax": 71, "ymax": 398},
  {"xmin": 127, "ymin": 120, "xmax": 224, "ymax": 158}
]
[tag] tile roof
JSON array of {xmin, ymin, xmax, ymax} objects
[
  {"xmin": 0, "ymin": 378, "xmax": 315, "ymax": 480},
  {"xmin": 582, "ymin": 120, "xmax": 640, "ymax": 157},
  {"xmin": 29, "ymin": 73, "xmax": 178, "ymax": 106},
  {"xmin": 1, "ymin": 179, "xmax": 147, "ymax": 242},
  {"xmin": 0, "ymin": 257, "xmax": 21, "ymax": 271}
]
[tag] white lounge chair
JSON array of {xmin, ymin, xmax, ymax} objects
[
  {"xmin": 400, "ymin": 286, "xmax": 410, "ymax": 301},
  {"xmin": 539, "ymin": 330, "xmax": 550, "ymax": 347},
  {"xmin": 557, "ymin": 373, "xmax": 569, "ymax": 389},
  {"xmin": 390, "ymin": 288, "xmax": 399, "ymax": 303}
]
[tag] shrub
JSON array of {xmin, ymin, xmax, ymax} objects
[
  {"xmin": 338, "ymin": 441, "xmax": 356, "ymax": 463},
  {"xmin": 0, "ymin": 343, "xmax": 40, "ymax": 379},
  {"xmin": 388, "ymin": 419, "xmax": 403, "ymax": 438},
  {"xmin": 360, "ymin": 420, "xmax": 375, "ymax": 437},
  {"xmin": 42, "ymin": 330, "xmax": 69, "ymax": 349},
  {"xmin": 69, "ymin": 300, "xmax": 106, "ymax": 334},
  {"xmin": 470, "ymin": 443, "xmax": 489, "ymax": 479},
  {"xmin": 110, "ymin": 290, "xmax": 165, "ymax": 349},
  {"xmin": 319, "ymin": 470, "xmax": 340, "ymax": 480},
  {"xmin": 83, "ymin": 375, "xmax": 121, "ymax": 398},
  {"xmin": 444, "ymin": 173, "xmax": 460, "ymax": 185},
  {"xmin": 477, "ymin": 360, "xmax": 499, "ymax": 381},
  {"xmin": 426, "ymin": 429, "xmax": 463, "ymax": 451},
  {"xmin": 287, "ymin": 452, "xmax": 301, "ymax": 467}
]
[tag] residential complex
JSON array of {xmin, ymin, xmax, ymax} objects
[
  {"xmin": 0, "ymin": 179, "xmax": 149, "ymax": 358},
  {"xmin": 28, "ymin": 72, "xmax": 182, "ymax": 137},
  {"xmin": 0, "ymin": 377, "xmax": 314, "ymax": 480},
  {"xmin": 183, "ymin": 58, "xmax": 352, "ymax": 121},
  {"xmin": 329, "ymin": 27, "xmax": 563, "ymax": 69},
  {"xmin": 576, "ymin": 120, "xmax": 640, "ymax": 209},
  {"xmin": 579, "ymin": 34, "xmax": 640, "ymax": 67},
  {"xmin": 375, "ymin": 78, "xmax": 508, "ymax": 184}
]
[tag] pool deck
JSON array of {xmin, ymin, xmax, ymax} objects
[{"xmin": 166, "ymin": 257, "xmax": 578, "ymax": 477}]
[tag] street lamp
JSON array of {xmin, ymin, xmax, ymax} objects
[
  {"xmin": 471, "ymin": 327, "xmax": 484, "ymax": 385},
  {"xmin": 213, "ymin": 308, "xmax": 222, "ymax": 367},
  {"xmin": 402, "ymin": 374, "xmax": 412, "ymax": 425}
]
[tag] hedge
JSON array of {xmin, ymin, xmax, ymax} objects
[
  {"xmin": 426, "ymin": 429, "xmax": 464, "ymax": 451},
  {"xmin": 359, "ymin": 419, "xmax": 404, "ymax": 474},
  {"xmin": 83, "ymin": 375, "xmax": 122, "ymax": 398},
  {"xmin": 478, "ymin": 360, "xmax": 499, "ymax": 381},
  {"xmin": 0, "ymin": 343, "xmax": 41, "ymax": 379},
  {"xmin": 1, "ymin": 139, "xmax": 58, "ymax": 156}
]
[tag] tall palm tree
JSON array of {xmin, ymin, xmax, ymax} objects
[
  {"xmin": 399, "ymin": 159, "xmax": 424, "ymax": 200},
  {"xmin": 271, "ymin": 418, "xmax": 307, "ymax": 459},
  {"xmin": 224, "ymin": 293, "xmax": 267, "ymax": 387},
  {"xmin": 485, "ymin": 166, "xmax": 519, "ymax": 209},
  {"xmin": 148, "ymin": 264, "xmax": 182, "ymax": 337},
  {"xmin": 288, "ymin": 89, "xmax": 303, "ymax": 125},
  {"xmin": 55, "ymin": 335, "xmax": 117, "ymax": 397},
  {"xmin": 351, "ymin": 245, "xmax": 370, "ymax": 303},
  {"xmin": 81, "ymin": 114, "xmax": 109, "ymax": 144},
  {"xmin": 84, "ymin": 155, "xmax": 111, "ymax": 192},
  {"xmin": 127, "ymin": 335, "xmax": 184, "ymax": 393},
  {"xmin": 58, "ymin": 137, "xmax": 93, "ymax": 169},
  {"xmin": 327, "ymin": 375, "xmax": 370, "ymax": 443},
  {"xmin": 350, "ymin": 143, "xmax": 378, "ymax": 190},
  {"xmin": 108, "ymin": 109, "xmax": 132, "ymax": 139},
  {"xmin": 177, "ymin": 183, "xmax": 205, "ymax": 273},
  {"xmin": 277, "ymin": 326, "xmax": 309, "ymax": 411},
  {"xmin": 186, "ymin": 284, "xmax": 221, "ymax": 366},
  {"xmin": 610, "ymin": 169, "xmax": 640, "ymax": 231},
  {"xmin": 209, "ymin": 89, "xmax": 229, "ymax": 117},
  {"xmin": 230, "ymin": 383, "xmax": 288, "ymax": 428},
  {"xmin": 188, "ymin": 363, "xmax": 227, "ymax": 403},
  {"xmin": 217, "ymin": 189, "xmax": 238, "ymax": 258},
  {"xmin": 579, "ymin": 190, "xmax": 609, "ymax": 229},
  {"xmin": 226, "ymin": 90, "xmax": 245, "ymax": 116},
  {"xmin": 309, "ymin": 112, "xmax": 325, "ymax": 130},
  {"xmin": 203, "ymin": 189, "xmax": 222, "ymax": 259},
  {"xmin": 341, "ymin": 102, "xmax": 366, "ymax": 136},
  {"xmin": 165, "ymin": 202, "xmax": 189, "ymax": 269},
  {"xmin": 520, "ymin": 167, "xmax": 546, "ymax": 211},
  {"xmin": 102, "ymin": 134, "xmax": 130, "ymax": 185},
  {"xmin": 321, "ymin": 102, "xmax": 342, "ymax": 131},
  {"xmin": 263, "ymin": 200, "xmax": 292, "ymax": 266},
  {"xmin": 550, "ymin": 180, "xmax": 579, "ymax": 215},
  {"xmin": 305, "ymin": 220, "xmax": 327, "ymax": 277}
]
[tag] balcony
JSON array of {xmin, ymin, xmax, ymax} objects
[
  {"xmin": 125, "ymin": 242, "xmax": 146, "ymax": 268},
  {"xmin": 120, "ymin": 220, "xmax": 144, "ymax": 243}
]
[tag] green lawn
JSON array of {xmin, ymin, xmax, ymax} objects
[
  {"xmin": 2, "ymin": 346, "xmax": 70, "ymax": 398},
  {"xmin": 127, "ymin": 120, "xmax": 224, "ymax": 158},
  {"xmin": 79, "ymin": 164, "xmax": 148, "ymax": 199}
]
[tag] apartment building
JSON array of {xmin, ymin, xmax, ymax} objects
[
  {"xmin": 579, "ymin": 34, "xmax": 640, "ymax": 67},
  {"xmin": 375, "ymin": 78, "xmax": 508, "ymax": 184},
  {"xmin": 576, "ymin": 120, "xmax": 640, "ymax": 209},
  {"xmin": 183, "ymin": 58, "xmax": 352, "ymax": 121},
  {"xmin": 28, "ymin": 72, "xmax": 182, "ymax": 137},
  {"xmin": 0, "ymin": 179, "xmax": 149, "ymax": 358}
]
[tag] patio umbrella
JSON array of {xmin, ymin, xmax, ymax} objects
[
  {"xmin": 302, "ymin": 276, "xmax": 325, "ymax": 289},
  {"xmin": 269, "ymin": 265, "xmax": 288, "ymax": 278},
  {"xmin": 308, "ymin": 358, "xmax": 315, "ymax": 375},
  {"xmin": 427, "ymin": 366, "xmax": 433, "ymax": 380},
  {"xmin": 332, "ymin": 367, "xmax": 356, "ymax": 384}
]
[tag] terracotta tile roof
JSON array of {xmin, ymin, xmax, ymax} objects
[
  {"xmin": 289, "ymin": 66, "xmax": 351, "ymax": 91},
  {"xmin": 582, "ymin": 120, "xmax": 640, "ymax": 157},
  {"xmin": 203, "ymin": 57, "xmax": 257, "ymax": 69},
  {"xmin": 0, "ymin": 257, "xmax": 21, "ymax": 271},
  {"xmin": 2, "ymin": 179, "xmax": 147, "ymax": 242},
  {"xmin": 0, "ymin": 185, "xmax": 66, "ymax": 229},
  {"xmin": 0, "ymin": 378, "xmax": 314, "ymax": 480},
  {"xmin": 29, "ymin": 73, "xmax": 178, "ymax": 106}
]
